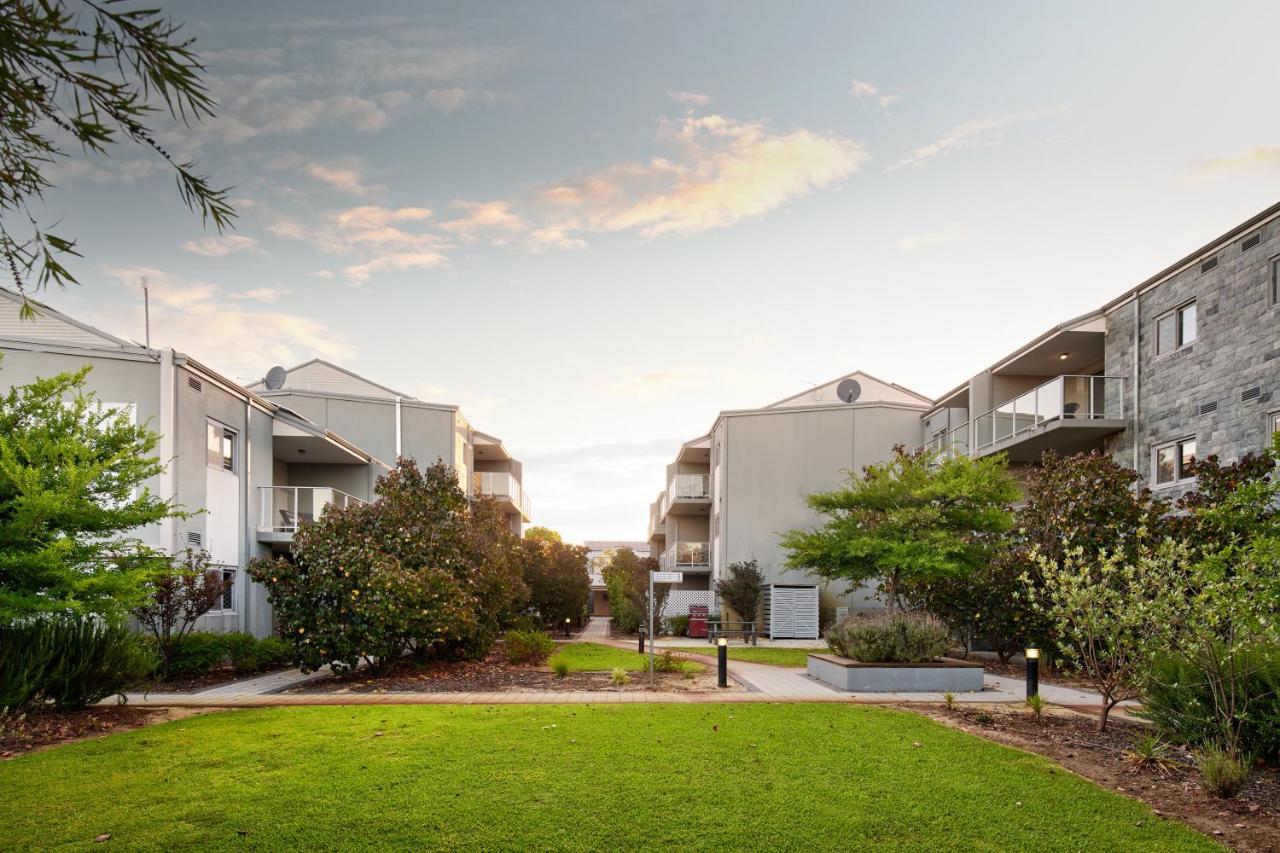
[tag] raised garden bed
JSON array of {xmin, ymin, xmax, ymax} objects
[{"xmin": 808, "ymin": 653, "xmax": 984, "ymax": 692}]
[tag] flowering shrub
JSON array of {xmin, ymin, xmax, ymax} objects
[{"xmin": 248, "ymin": 460, "xmax": 525, "ymax": 674}]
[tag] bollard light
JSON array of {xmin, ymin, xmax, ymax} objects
[
  {"xmin": 1025, "ymin": 647, "xmax": 1040, "ymax": 699},
  {"xmin": 717, "ymin": 636, "xmax": 728, "ymax": 688},
  {"xmin": 564, "ymin": 617, "xmax": 571, "ymax": 638},
  {"xmin": 638, "ymin": 626, "xmax": 645, "ymax": 654}
]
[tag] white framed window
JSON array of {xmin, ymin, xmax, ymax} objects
[
  {"xmin": 218, "ymin": 569, "xmax": 236, "ymax": 612},
  {"xmin": 206, "ymin": 421, "xmax": 236, "ymax": 472},
  {"xmin": 1155, "ymin": 301, "xmax": 1197, "ymax": 356},
  {"xmin": 1153, "ymin": 437, "xmax": 1197, "ymax": 486},
  {"xmin": 1271, "ymin": 412, "xmax": 1280, "ymax": 440}
]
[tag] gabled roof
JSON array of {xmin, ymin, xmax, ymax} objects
[
  {"xmin": 248, "ymin": 358, "xmax": 412, "ymax": 400},
  {"xmin": 0, "ymin": 287, "xmax": 135, "ymax": 348},
  {"xmin": 765, "ymin": 370, "xmax": 932, "ymax": 409}
]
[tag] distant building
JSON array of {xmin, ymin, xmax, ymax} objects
[{"xmin": 582, "ymin": 540, "xmax": 649, "ymax": 616}]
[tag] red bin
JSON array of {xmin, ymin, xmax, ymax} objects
[{"xmin": 688, "ymin": 604, "xmax": 709, "ymax": 639}]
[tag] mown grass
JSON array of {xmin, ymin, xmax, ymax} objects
[
  {"xmin": 549, "ymin": 642, "xmax": 702, "ymax": 673},
  {"xmin": 669, "ymin": 645, "xmax": 827, "ymax": 668},
  {"xmin": 0, "ymin": 704, "xmax": 1213, "ymax": 851}
]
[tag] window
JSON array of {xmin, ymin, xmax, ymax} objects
[
  {"xmin": 1154, "ymin": 437, "xmax": 1197, "ymax": 485},
  {"xmin": 206, "ymin": 421, "xmax": 235, "ymax": 472},
  {"xmin": 1156, "ymin": 302, "xmax": 1196, "ymax": 355},
  {"xmin": 1272, "ymin": 413, "xmax": 1280, "ymax": 438},
  {"xmin": 219, "ymin": 569, "xmax": 235, "ymax": 611},
  {"xmin": 1272, "ymin": 258, "xmax": 1280, "ymax": 305}
]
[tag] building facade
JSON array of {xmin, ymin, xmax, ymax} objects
[
  {"xmin": 0, "ymin": 290, "xmax": 531, "ymax": 637},
  {"xmin": 583, "ymin": 540, "xmax": 649, "ymax": 616}
]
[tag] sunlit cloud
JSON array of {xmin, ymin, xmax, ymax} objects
[
  {"xmin": 887, "ymin": 112, "xmax": 1043, "ymax": 171},
  {"xmin": 229, "ymin": 286, "xmax": 292, "ymax": 302},
  {"xmin": 305, "ymin": 162, "xmax": 377, "ymax": 195},
  {"xmin": 896, "ymin": 223, "xmax": 966, "ymax": 250},
  {"xmin": 1196, "ymin": 146, "xmax": 1280, "ymax": 174},
  {"xmin": 849, "ymin": 79, "xmax": 899, "ymax": 109},
  {"xmin": 180, "ymin": 234, "xmax": 264, "ymax": 256},
  {"xmin": 669, "ymin": 90, "xmax": 710, "ymax": 107},
  {"xmin": 271, "ymin": 206, "xmax": 447, "ymax": 283},
  {"xmin": 104, "ymin": 267, "xmax": 355, "ymax": 378},
  {"xmin": 439, "ymin": 200, "xmax": 526, "ymax": 242}
]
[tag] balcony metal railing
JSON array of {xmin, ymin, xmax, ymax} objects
[
  {"xmin": 660, "ymin": 541, "xmax": 710, "ymax": 571},
  {"xmin": 258, "ymin": 486, "xmax": 364, "ymax": 533},
  {"xmin": 474, "ymin": 471, "xmax": 532, "ymax": 520},
  {"xmin": 918, "ymin": 422, "xmax": 970, "ymax": 461},
  {"xmin": 664, "ymin": 473, "xmax": 710, "ymax": 514},
  {"xmin": 648, "ymin": 498, "xmax": 667, "ymax": 539},
  {"xmin": 973, "ymin": 375, "xmax": 1125, "ymax": 451}
]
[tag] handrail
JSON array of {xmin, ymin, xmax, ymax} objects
[
  {"xmin": 973, "ymin": 374, "xmax": 1125, "ymax": 451},
  {"xmin": 258, "ymin": 486, "xmax": 364, "ymax": 533}
]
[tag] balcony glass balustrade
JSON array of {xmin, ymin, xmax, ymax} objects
[{"xmin": 259, "ymin": 486, "xmax": 364, "ymax": 533}]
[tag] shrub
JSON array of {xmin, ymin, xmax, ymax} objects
[
  {"xmin": 1122, "ymin": 733, "xmax": 1180, "ymax": 776},
  {"xmin": 133, "ymin": 550, "xmax": 228, "ymax": 676},
  {"xmin": 505, "ymin": 630, "xmax": 556, "ymax": 665},
  {"xmin": 166, "ymin": 632, "xmax": 228, "ymax": 678},
  {"xmin": 825, "ymin": 611, "xmax": 948, "ymax": 663},
  {"xmin": 610, "ymin": 667, "xmax": 630, "ymax": 686},
  {"xmin": 0, "ymin": 615, "xmax": 153, "ymax": 712},
  {"xmin": 1197, "ymin": 749, "xmax": 1249, "ymax": 799},
  {"xmin": 253, "ymin": 637, "xmax": 294, "ymax": 672},
  {"xmin": 1141, "ymin": 651, "xmax": 1280, "ymax": 763},
  {"xmin": 715, "ymin": 560, "xmax": 764, "ymax": 626},
  {"xmin": 1025, "ymin": 693, "xmax": 1045, "ymax": 723},
  {"xmin": 667, "ymin": 615, "xmax": 690, "ymax": 637},
  {"xmin": 507, "ymin": 613, "xmax": 546, "ymax": 634},
  {"xmin": 654, "ymin": 650, "xmax": 685, "ymax": 673},
  {"xmin": 552, "ymin": 659, "xmax": 570, "ymax": 678}
]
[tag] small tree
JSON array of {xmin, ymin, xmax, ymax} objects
[
  {"xmin": 601, "ymin": 548, "xmax": 668, "ymax": 634},
  {"xmin": 781, "ymin": 446, "xmax": 1019, "ymax": 610},
  {"xmin": 133, "ymin": 549, "xmax": 226, "ymax": 673},
  {"xmin": 0, "ymin": 364, "xmax": 180, "ymax": 619},
  {"xmin": 519, "ymin": 536, "xmax": 590, "ymax": 627},
  {"xmin": 523, "ymin": 526, "xmax": 563, "ymax": 544},
  {"xmin": 1027, "ymin": 537, "xmax": 1184, "ymax": 731},
  {"xmin": 715, "ymin": 559, "xmax": 764, "ymax": 626},
  {"xmin": 904, "ymin": 545, "xmax": 1030, "ymax": 664}
]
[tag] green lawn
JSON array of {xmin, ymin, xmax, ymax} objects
[
  {"xmin": 669, "ymin": 645, "xmax": 827, "ymax": 667},
  {"xmin": 0, "ymin": 705, "xmax": 1212, "ymax": 851},
  {"xmin": 549, "ymin": 642, "xmax": 702, "ymax": 673}
]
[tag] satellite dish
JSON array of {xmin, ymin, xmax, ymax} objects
[
  {"xmin": 836, "ymin": 378, "xmax": 862, "ymax": 403},
  {"xmin": 263, "ymin": 366, "xmax": 287, "ymax": 390}
]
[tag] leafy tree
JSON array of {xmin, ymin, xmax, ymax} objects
[
  {"xmin": 601, "ymin": 547, "xmax": 668, "ymax": 634},
  {"xmin": 523, "ymin": 526, "xmax": 562, "ymax": 544},
  {"xmin": 1, "ymin": 0, "xmax": 233, "ymax": 306},
  {"xmin": 1027, "ymin": 538, "xmax": 1187, "ymax": 731},
  {"xmin": 519, "ymin": 536, "xmax": 589, "ymax": 628},
  {"xmin": 781, "ymin": 446, "xmax": 1019, "ymax": 610},
  {"xmin": 903, "ymin": 546, "xmax": 1029, "ymax": 664},
  {"xmin": 1168, "ymin": 449, "xmax": 1278, "ymax": 558},
  {"xmin": 248, "ymin": 459, "xmax": 525, "ymax": 673},
  {"xmin": 132, "ymin": 548, "xmax": 227, "ymax": 675},
  {"xmin": 0, "ymin": 364, "xmax": 177, "ymax": 618},
  {"xmin": 715, "ymin": 559, "xmax": 764, "ymax": 625}
]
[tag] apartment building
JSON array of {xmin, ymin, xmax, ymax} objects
[
  {"xmin": 583, "ymin": 540, "xmax": 649, "ymax": 616},
  {"xmin": 648, "ymin": 372, "xmax": 932, "ymax": 638},
  {"xmin": 248, "ymin": 360, "xmax": 531, "ymax": 533},
  {"xmin": 920, "ymin": 200, "xmax": 1280, "ymax": 496},
  {"xmin": 0, "ymin": 289, "xmax": 531, "ymax": 637}
]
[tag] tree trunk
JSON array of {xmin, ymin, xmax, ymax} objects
[{"xmin": 1097, "ymin": 699, "xmax": 1114, "ymax": 732}]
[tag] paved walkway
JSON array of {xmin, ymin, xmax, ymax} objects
[{"xmin": 577, "ymin": 616, "xmax": 610, "ymax": 640}]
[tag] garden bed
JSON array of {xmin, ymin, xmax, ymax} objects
[
  {"xmin": 289, "ymin": 644, "xmax": 736, "ymax": 695},
  {"xmin": 1, "ymin": 706, "xmax": 201, "ymax": 758},
  {"xmin": 139, "ymin": 665, "xmax": 290, "ymax": 694},
  {"xmin": 916, "ymin": 704, "xmax": 1280, "ymax": 852},
  {"xmin": 809, "ymin": 653, "xmax": 984, "ymax": 692}
]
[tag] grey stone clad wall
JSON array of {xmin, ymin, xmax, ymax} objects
[{"xmin": 1105, "ymin": 218, "xmax": 1280, "ymax": 496}]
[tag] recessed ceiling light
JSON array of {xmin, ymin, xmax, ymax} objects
[{"xmin": 1058, "ymin": 353, "xmax": 1069, "ymax": 360}]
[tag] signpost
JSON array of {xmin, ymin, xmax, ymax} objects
[{"xmin": 648, "ymin": 570, "xmax": 683, "ymax": 684}]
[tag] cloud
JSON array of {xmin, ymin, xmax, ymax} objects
[
  {"xmin": 849, "ymin": 79, "xmax": 899, "ymax": 109},
  {"xmin": 1197, "ymin": 146, "xmax": 1280, "ymax": 174},
  {"xmin": 895, "ymin": 223, "xmax": 966, "ymax": 250},
  {"xmin": 271, "ymin": 206, "xmax": 446, "ymax": 282},
  {"xmin": 343, "ymin": 251, "xmax": 449, "ymax": 284},
  {"xmin": 305, "ymin": 162, "xmax": 376, "ymax": 195},
  {"xmin": 605, "ymin": 367, "xmax": 706, "ymax": 398},
  {"xmin": 669, "ymin": 91, "xmax": 710, "ymax": 107},
  {"xmin": 229, "ymin": 286, "xmax": 291, "ymax": 303},
  {"xmin": 887, "ymin": 114, "xmax": 1037, "ymax": 171},
  {"xmin": 180, "ymin": 234, "xmax": 263, "ymax": 256},
  {"xmin": 105, "ymin": 267, "xmax": 355, "ymax": 378},
  {"xmin": 439, "ymin": 201, "xmax": 526, "ymax": 242}
]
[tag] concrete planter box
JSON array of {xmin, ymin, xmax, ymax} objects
[{"xmin": 807, "ymin": 653, "xmax": 983, "ymax": 693}]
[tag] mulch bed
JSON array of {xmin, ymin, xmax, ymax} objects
[
  {"xmin": 1, "ymin": 706, "xmax": 174, "ymax": 758},
  {"xmin": 138, "ymin": 667, "xmax": 251, "ymax": 694},
  {"xmin": 914, "ymin": 704, "xmax": 1279, "ymax": 852},
  {"xmin": 290, "ymin": 646, "xmax": 737, "ymax": 695}
]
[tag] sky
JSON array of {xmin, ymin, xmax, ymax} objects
[{"xmin": 25, "ymin": 0, "xmax": 1280, "ymax": 544}]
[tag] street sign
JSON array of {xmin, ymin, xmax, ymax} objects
[{"xmin": 651, "ymin": 571, "xmax": 684, "ymax": 583}]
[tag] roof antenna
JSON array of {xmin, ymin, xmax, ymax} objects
[{"xmin": 141, "ymin": 276, "xmax": 150, "ymax": 349}]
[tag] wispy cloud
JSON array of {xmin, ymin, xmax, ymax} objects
[
  {"xmin": 1196, "ymin": 146, "xmax": 1280, "ymax": 174},
  {"xmin": 439, "ymin": 200, "xmax": 527, "ymax": 242},
  {"xmin": 270, "ymin": 205, "xmax": 449, "ymax": 284},
  {"xmin": 305, "ymin": 162, "xmax": 377, "ymax": 196},
  {"xmin": 887, "ymin": 113, "xmax": 1039, "ymax": 171},
  {"xmin": 895, "ymin": 223, "xmax": 966, "ymax": 250},
  {"xmin": 104, "ymin": 267, "xmax": 354, "ymax": 378},
  {"xmin": 229, "ymin": 286, "xmax": 291, "ymax": 303},
  {"xmin": 669, "ymin": 90, "xmax": 710, "ymax": 108},
  {"xmin": 180, "ymin": 234, "xmax": 264, "ymax": 256},
  {"xmin": 849, "ymin": 79, "xmax": 899, "ymax": 109}
]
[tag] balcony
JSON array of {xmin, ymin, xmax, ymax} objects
[
  {"xmin": 973, "ymin": 375, "xmax": 1126, "ymax": 462},
  {"xmin": 663, "ymin": 473, "xmax": 711, "ymax": 516},
  {"xmin": 475, "ymin": 471, "xmax": 532, "ymax": 522},
  {"xmin": 660, "ymin": 541, "xmax": 710, "ymax": 572},
  {"xmin": 648, "ymin": 495, "xmax": 667, "ymax": 540},
  {"xmin": 919, "ymin": 422, "xmax": 970, "ymax": 461},
  {"xmin": 257, "ymin": 486, "xmax": 365, "ymax": 543}
]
